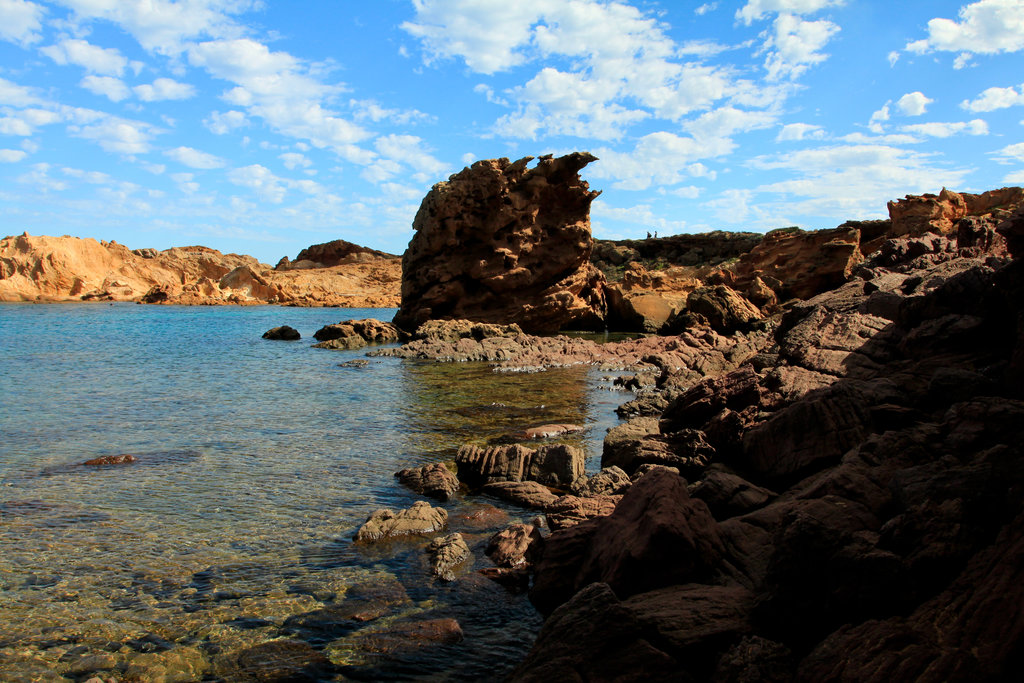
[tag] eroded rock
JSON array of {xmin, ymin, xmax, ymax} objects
[{"xmin": 354, "ymin": 501, "xmax": 448, "ymax": 542}]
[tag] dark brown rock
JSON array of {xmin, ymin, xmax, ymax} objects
[
  {"xmin": 690, "ymin": 467, "xmax": 776, "ymax": 520},
  {"xmin": 511, "ymin": 583, "xmax": 681, "ymax": 682},
  {"xmin": 395, "ymin": 463, "xmax": 460, "ymax": 501},
  {"xmin": 261, "ymin": 325, "xmax": 300, "ymax": 340},
  {"xmin": 530, "ymin": 468, "xmax": 724, "ymax": 614},
  {"xmin": 394, "ymin": 153, "xmax": 607, "ymax": 333}
]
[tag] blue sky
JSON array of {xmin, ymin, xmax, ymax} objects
[{"xmin": 1, "ymin": 0, "xmax": 1022, "ymax": 264}]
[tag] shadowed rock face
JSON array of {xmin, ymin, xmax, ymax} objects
[{"xmin": 393, "ymin": 153, "xmax": 607, "ymax": 334}]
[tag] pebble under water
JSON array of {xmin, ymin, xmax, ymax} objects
[{"xmin": 0, "ymin": 303, "xmax": 626, "ymax": 681}]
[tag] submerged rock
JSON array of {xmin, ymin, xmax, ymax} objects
[
  {"xmin": 83, "ymin": 454, "xmax": 137, "ymax": 466},
  {"xmin": 354, "ymin": 501, "xmax": 448, "ymax": 542},
  {"xmin": 427, "ymin": 533, "xmax": 472, "ymax": 581}
]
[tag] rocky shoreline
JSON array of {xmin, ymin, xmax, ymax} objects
[
  {"xmin": 0, "ymin": 235, "xmax": 401, "ymax": 307},
  {"xmin": 267, "ymin": 156, "xmax": 1024, "ymax": 680}
]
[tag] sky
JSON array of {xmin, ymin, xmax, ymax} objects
[{"xmin": 1, "ymin": 0, "xmax": 1023, "ymax": 264}]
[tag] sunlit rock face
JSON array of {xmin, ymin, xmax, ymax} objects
[{"xmin": 393, "ymin": 153, "xmax": 607, "ymax": 334}]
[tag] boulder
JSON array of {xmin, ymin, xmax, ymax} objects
[
  {"xmin": 684, "ymin": 285, "xmax": 763, "ymax": 334},
  {"xmin": 393, "ymin": 153, "xmax": 607, "ymax": 333},
  {"xmin": 570, "ymin": 466, "xmax": 632, "ymax": 497},
  {"xmin": 262, "ymin": 325, "xmax": 300, "ymax": 340},
  {"xmin": 225, "ymin": 640, "xmax": 334, "ymax": 682},
  {"xmin": 426, "ymin": 533, "xmax": 471, "ymax": 581},
  {"xmin": 291, "ymin": 238, "xmax": 398, "ymax": 267},
  {"xmin": 354, "ymin": 501, "xmax": 448, "ymax": 542},
  {"xmin": 545, "ymin": 494, "xmax": 622, "ymax": 531},
  {"xmin": 312, "ymin": 319, "xmax": 406, "ymax": 350},
  {"xmin": 455, "ymin": 443, "xmax": 584, "ymax": 489},
  {"xmin": 395, "ymin": 463, "xmax": 460, "ymax": 501},
  {"xmin": 486, "ymin": 523, "xmax": 544, "ymax": 568},
  {"xmin": 481, "ymin": 481, "xmax": 560, "ymax": 510},
  {"xmin": 530, "ymin": 468, "xmax": 724, "ymax": 614}
]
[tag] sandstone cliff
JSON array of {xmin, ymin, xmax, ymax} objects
[
  {"xmin": 393, "ymin": 153, "xmax": 607, "ymax": 334},
  {"xmin": 0, "ymin": 233, "xmax": 400, "ymax": 306}
]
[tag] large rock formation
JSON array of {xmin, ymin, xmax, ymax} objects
[
  {"xmin": 0, "ymin": 233, "xmax": 401, "ymax": 306},
  {"xmin": 512, "ymin": 205, "xmax": 1024, "ymax": 681},
  {"xmin": 393, "ymin": 153, "xmax": 607, "ymax": 334},
  {"xmin": 888, "ymin": 186, "xmax": 1024, "ymax": 238}
]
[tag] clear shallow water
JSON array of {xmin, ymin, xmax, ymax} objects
[{"xmin": 0, "ymin": 303, "xmax": 625, "ymax": 681}]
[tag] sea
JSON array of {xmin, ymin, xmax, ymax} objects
[{"xmin": 0, "ymin": 303, "xmax": 626, "ymax": 681}]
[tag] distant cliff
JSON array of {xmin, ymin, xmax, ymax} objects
[{"xmin": 0, "ymin": 234, "xmax": 401, "ymax": 307}]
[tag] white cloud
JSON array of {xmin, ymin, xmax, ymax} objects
[
  {"xmin": 188, "ymin": 38, "xmax": 371, "ymax": 160},
  {"xmin": 374, "ymin": 133, "xmax": 447, "ymax": 181},
  {"xmin": 0, "ymin": 116, "xmax": 33, "ymax": 136},
  {"xmin": 402, "ymin": 2, "xmax": 541, "ymax": 74},
  {"xmin": 0, "ymin": 0, "xmax": 44, "ymax": 46},
  {"xmin": 41, "ymin": 38, "xmax": 129, "ymax": 76},
  {"xmin": 961, "ymin": 83, "xmax": 1024, "ymax": 111},
  {"xmin": 170, "ymin": 171, "xmax": 199, "ymax": 194},
  {"xmin": 905, "ymin": 0, "xmax": 1024, "ymax": 58},
  {"xmin": 736, "ymin": 0, "xmax": 844, "ymax": 25},
  {"xmin": 588, "ymin": 131, "xmax": 734, "ymax": 190},
  {"xmin": 695, "ymin": 3, "xmax": 718, "ymax": 16},
  {"xmin": 776, "ymin": 122, "xmax": 825, "ymax": 141},
  {"xmin": 406, "ymin": 1, "xmax": 746, "ymax": 141},
  {"xmin": 69, "ymin": 116, "xmax": 160, "ymax": 155},
  {"xmin": 0, "ymin": 77, "xmax": 44, "ymax": 106},
  {"xmin": 80, "ymin": 75, "xmax": 130, "ymax": 101},
  {"xmin": 1005, "ymin": 170, "xmax": 1024, "ymax": 184},
  {"xmin": 165, "ymin": 146, "xmax": 225, "ymax": 169},
  {"xmin": 0, "ymin": 148, "xmax": 27, "ymax": 162},
  {"xmin": 350, "ymin": 99, "xmax": 432, "ymax": 125},
  {"xmin": 748, "ymin": 143, "xmax": 971, "ymax": 218},
  {"xmin": 134, "ymin": 78, "xmax": 196, "ymax": 102},
  {"xmin": 56, "ymin": 0, "xmax": 254, "ymax": 56},
  {"xmin": 991, "ymin": 141, "xmax": 1024, "ymax": 162},
  {"xmin": 683, "ymin": 106, "xmax": 777, "ymax": 139},
  {"xmin": 901, "ymin": 119, "xmax": 988, "ymax": 137},
  {"xmin": 761, "ymin": 13, "xmax": 840, "ymax": 81},
  {"xmin": 229, "ymin": 164, "xmax": 287, "ymax": 203},
  {"xmin": 204, "ymin": 109, "xmax": 248, "ymax": 134},
  {"xmin": 279, "ymin": 152, "xmax": 311, "ymax": 170},
  {"xmin": 896, "ymin": 91, "xmax": 933, "ymax": 116}
]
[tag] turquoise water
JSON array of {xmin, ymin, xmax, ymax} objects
[{"xmin": 0, "ymin": 303, "xmax": 624, "ymax": 681}]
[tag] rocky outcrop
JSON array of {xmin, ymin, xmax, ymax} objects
[
  {"xmin": 887, "ymin": 186, "xmax": 1024, "ymax": 238},
  {"xmin": 515, "ymin": 215, "xmax": 1024, "ymax": 681},
  {"xmin": 354, "ymin": 501, "xmax": 448, "ymax": 542},
  {"xmin": 283, "ymin": 239, "xmax": 399, "ymax": 269},
  {"xmin": 393, "ymin": 153, "xmax": 607, "ymax": 334},
  {"xmin": 721, "ymin": 225, "xmax": 863, "ymax": 303},
  {"xmin": 0, "ymin": 233, "xmax": 401, "ymax": 306}
]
